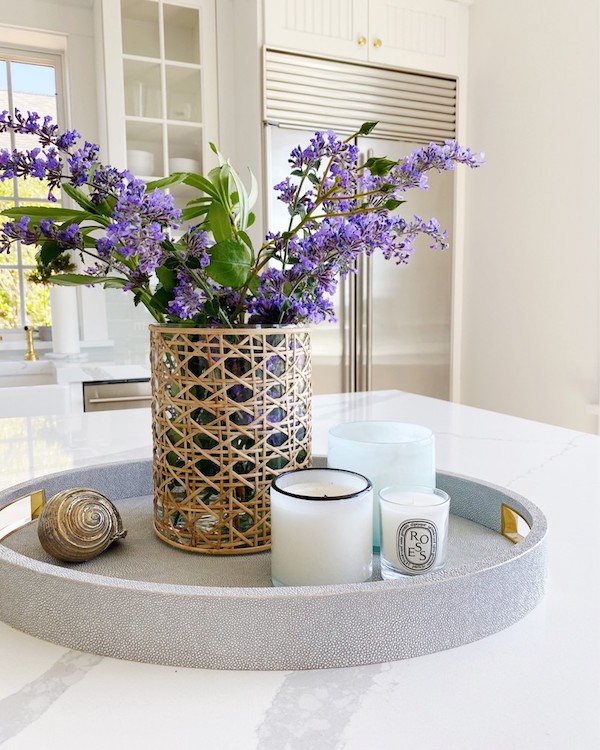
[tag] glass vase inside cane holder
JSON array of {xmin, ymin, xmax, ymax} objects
[{"xmin": 150, "ymin": 325, "xmax": 312, "ymax": 554}]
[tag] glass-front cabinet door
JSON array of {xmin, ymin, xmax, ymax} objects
[{"xmin": 100, "ymin": 0, "xmax": 218, "ymax": 206}]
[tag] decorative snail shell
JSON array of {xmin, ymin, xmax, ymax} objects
[{"xmin": 37, "ymin": 488, "xmax": 127, "ymax": 562}]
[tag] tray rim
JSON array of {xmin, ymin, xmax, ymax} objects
[
  {"xmin": 0, "ymin": 457, "xmax": 548, "ymax": 670},
  {"xmin": 0, "ymin": 457, "xmax": 547, "ymax": 598}
]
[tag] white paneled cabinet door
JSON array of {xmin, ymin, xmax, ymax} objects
[
  {"xmin": 368, "ymin": 0, "xmax": 465, "ymax": 75},
  {"xmin": 264, "ymin": 0, "xmax": 369, "ymax": 61},
  {"xmin": 264, "ymin": 0, "xmax": 466, "ymax": 75},
  {"xmin": 100, "ymin": 0, "xmax": 218, "ymax": 207}
]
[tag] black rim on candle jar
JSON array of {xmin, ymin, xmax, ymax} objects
[{"xmin": 271, "ymin": 467, "xmax": 372, "ymax": 501}]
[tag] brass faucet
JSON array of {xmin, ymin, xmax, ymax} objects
[{"xmin": 24, "ymin": 326, "xmax": 38, "ymax": 361}]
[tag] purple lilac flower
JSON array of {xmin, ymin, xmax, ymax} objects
[
  {"xmin": 42, "ymin": 220, "xmax": 84, "ymax": 250},
  {"xmin": 0, "ymin": 110, "xmax": 482, "ymax": 327},
  {"xmin": 0, "ymin": 216, "xmax": 39, "ymax": 253},
  {"xmin": 67, "ymin": 141, "xmax": 100, "ymax": 186},
  {"xmin": 181, "ymin": 228, "xmax": 212, "ymax": 267},
  {"xmin": 273, "ymin": 177, "xmax": 297, "ymax": 205},
  {"xmin": 167, "ymin": 269, "xmax": 206, "ymax": 319}
]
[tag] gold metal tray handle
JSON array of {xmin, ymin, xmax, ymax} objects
[
  {"xmin": 0, "ymin": 491, "xmax": 45, "ymax": 541},
  {"xmin": 501, "ymin": 502, "xmax": 531, "ymax": 544}
]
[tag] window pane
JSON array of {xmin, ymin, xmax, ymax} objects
[
  {"xmin": 11, "ymin": 63, "xmax": 57, "ymax": 121},
  {"xmin": 24, "ymin": 276, "xmax": 51, "ymax": 326},
  {"xmin": 0, "ymin": 60, "xmax": 6, "ymax": 115},
  {"xmin": 21, "ymin": 246, "xmax": 39, "ymax": 266},
  {"xmin": 0, "ymin": 55, "xmax": 59, "ymax": 329},
  {"xmin": 0, "ymin": 268, "xmax": 21, "ymax": 327},
  {"xmin": 11, "ymin": 62, "xmax": 55, "ymax": 96},
  {"xmin": 0, "ymin": 245, "xmax": 18, "ymax": 265},
  {"xmin": 17, "ymin": 179, "xmax": 50, "ymax": 201},
  {"xmin": 0, "ymin": 182, "xmax": 16, "ymax": 201}
]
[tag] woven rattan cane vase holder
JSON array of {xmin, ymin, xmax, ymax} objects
[{"xmin": 149, "ymin": 325, "xmax": 312, "ymax": 554}]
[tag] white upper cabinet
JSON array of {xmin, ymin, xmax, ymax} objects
[
  {"xmin": 100, "ymin": 0, "xmax": 218, "ymax": 204},
  {"xmin": 264, "ymin": 0, "xmax": 467, "ymax": 76},
  {"xmin": 264, "ymin": 0, "xmax": 370, "ymax": 62}
]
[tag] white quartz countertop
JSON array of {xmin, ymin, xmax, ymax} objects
[
  {"xmin": 0, "ymin": 390, "xmax": 599, "ymax": 749},
  {"xmin": 0, "ymin": 359, "xmax": 150, "ymax": 384}
]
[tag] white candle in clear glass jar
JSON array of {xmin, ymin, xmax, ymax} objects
[
  {"xmin": 270, "ymin": 468, "xmax": 373, "ymax": 586},
  {"xmin": 379, "ymin": 486, "xmax": 450, "ymax": 579}
]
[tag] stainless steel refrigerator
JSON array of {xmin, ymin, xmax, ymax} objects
[{"xmin": 265, "ymin": 125, "xmax": 455, "ymax": 399}]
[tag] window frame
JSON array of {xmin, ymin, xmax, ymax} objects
[{"xmin": 0, "ymin": 43, "xmax": 66, "ymax": 333}]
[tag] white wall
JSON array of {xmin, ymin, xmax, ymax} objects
[{"xmin": 462, "ymin": 0, "xmax": 600, "ymax": 432}]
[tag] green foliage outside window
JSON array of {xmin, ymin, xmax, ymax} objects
[{"xmin": 0, "ymin": 178, "xmax": 52, "ymax": 328}]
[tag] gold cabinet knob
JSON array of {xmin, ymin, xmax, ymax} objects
[
  {"xmin": 373, "ymin": 38, "xmax": 382, "ymax": 48},
  {"xmin": 357, "ymin": 36, "xmax": 367, "ymax": 46}
]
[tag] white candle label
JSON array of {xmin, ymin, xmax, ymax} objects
[{"xmin": 397, "ymin": 520, "xmax": 438, "ymax": 571}]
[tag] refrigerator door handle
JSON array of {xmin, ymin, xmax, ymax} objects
[
  {"xmin": 356, "ymin": 252, "xmax": 373, "ymax": 392},
  {"xmin": 347, "ymin": 271, "xmax": 357, "ymax": 392},
  {"xmin": 360, "ymin": 148, "xmax": 375, "ymax": 392},
  {"xmin": 365, "ymin": 252, "xmax": 373, "ymax": 391}
]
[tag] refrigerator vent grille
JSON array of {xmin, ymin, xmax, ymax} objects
[{"xmin": 264, "ymin": 49, "xmax": 456, "ymax": 143}]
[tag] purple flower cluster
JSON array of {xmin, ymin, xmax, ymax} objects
[
  {"xmin": 262, "ymin": 132, "xmax": 482, "ymax": 324},
  {"xmin": 0, "ymin": 109, "xmax": 482, "ymax": 327},
  {"xmin": 0, "ymin": 109, "xmax": 181, "ymax": 298}
]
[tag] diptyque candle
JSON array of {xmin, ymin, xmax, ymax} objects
[
  {"xmin": 379, "ymin": 486, "xmax": 450, "ymax": 579},
  {"xmin": 270, "ymin": 468, "xmax": 373, "ymax": 586}
]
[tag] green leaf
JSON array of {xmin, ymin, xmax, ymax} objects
[
  {"xmin": 208, "ymin": 163, "xmax": 232, "ymax": 206},
  {"xmin": 358, "ymin": 121, "xmax": 378, "ymax": 136},
  {"xmin": 228, "ymin": 164, "xmax": 258, "ymax": 231},
  {"xmin": 181, "ymin": 174, "xmax": 221, "ymax": 200},
  {"xmin": 39, "ymin": 241, "xmax": 65, "ymax": 266},
  {"xmin": 181, "ymin": 205, "xmax": 211, "ymax": 222},
  {"xmin": 238, "ymin": 230, "xmax": 254, "ymax": 250},
  {"xmin": 206, "ymin": 239, "xmax": 251, "ymax": 289},
  {"xmin": 156, "ymin": 266, "xmax": 177, "ymax": 292},
  {"xmin": 185, "ymin": 196, "xmax": 213, "ymax": 205},
  {"xmin": 382, "ymin": 198, "xmax": 403, "ymax": 211},
  {"xmin": 181, "ymin": 206, "xmax": 209, "ymax": 221},
  {"xmin": 146, "ymin": 173, "xmax": 189, "ymax": 190},
  {"xmin": 209, "ymin": 142, "xmax": 225, "ymax": 165},
  {"xmin": 151, "ymin": 287, "xmax": 171, "ymax": 311},
  {"xmin": 62, "ymin": 184, "xmax": 98, "ymax": 213},
  {"xmin": 208, "ymin": 201, "xmax": 233, "ymax": 242},
  {"xmin": 246, "ymin": 274, "xmax": 261, "ymax": 295},
  {"xmin": 1, "ymin": 206, "xmax": 87, "ymax": 221},
  {"xmin": 50, "ymin": 273, "xmax": 126, "ymax": 288},
  {"xmin": 363, "ymin": 156, "xmax": 396, "ymax": 176}
]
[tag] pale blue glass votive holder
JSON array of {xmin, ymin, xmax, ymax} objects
[{"xmin": 327, "ymin": 421, "xmax": 435, "ymax": 549}]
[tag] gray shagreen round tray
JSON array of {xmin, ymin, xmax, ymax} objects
[{"xmin": 0, "ymin": 458, "xmax": 547, "ymax": 671}]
